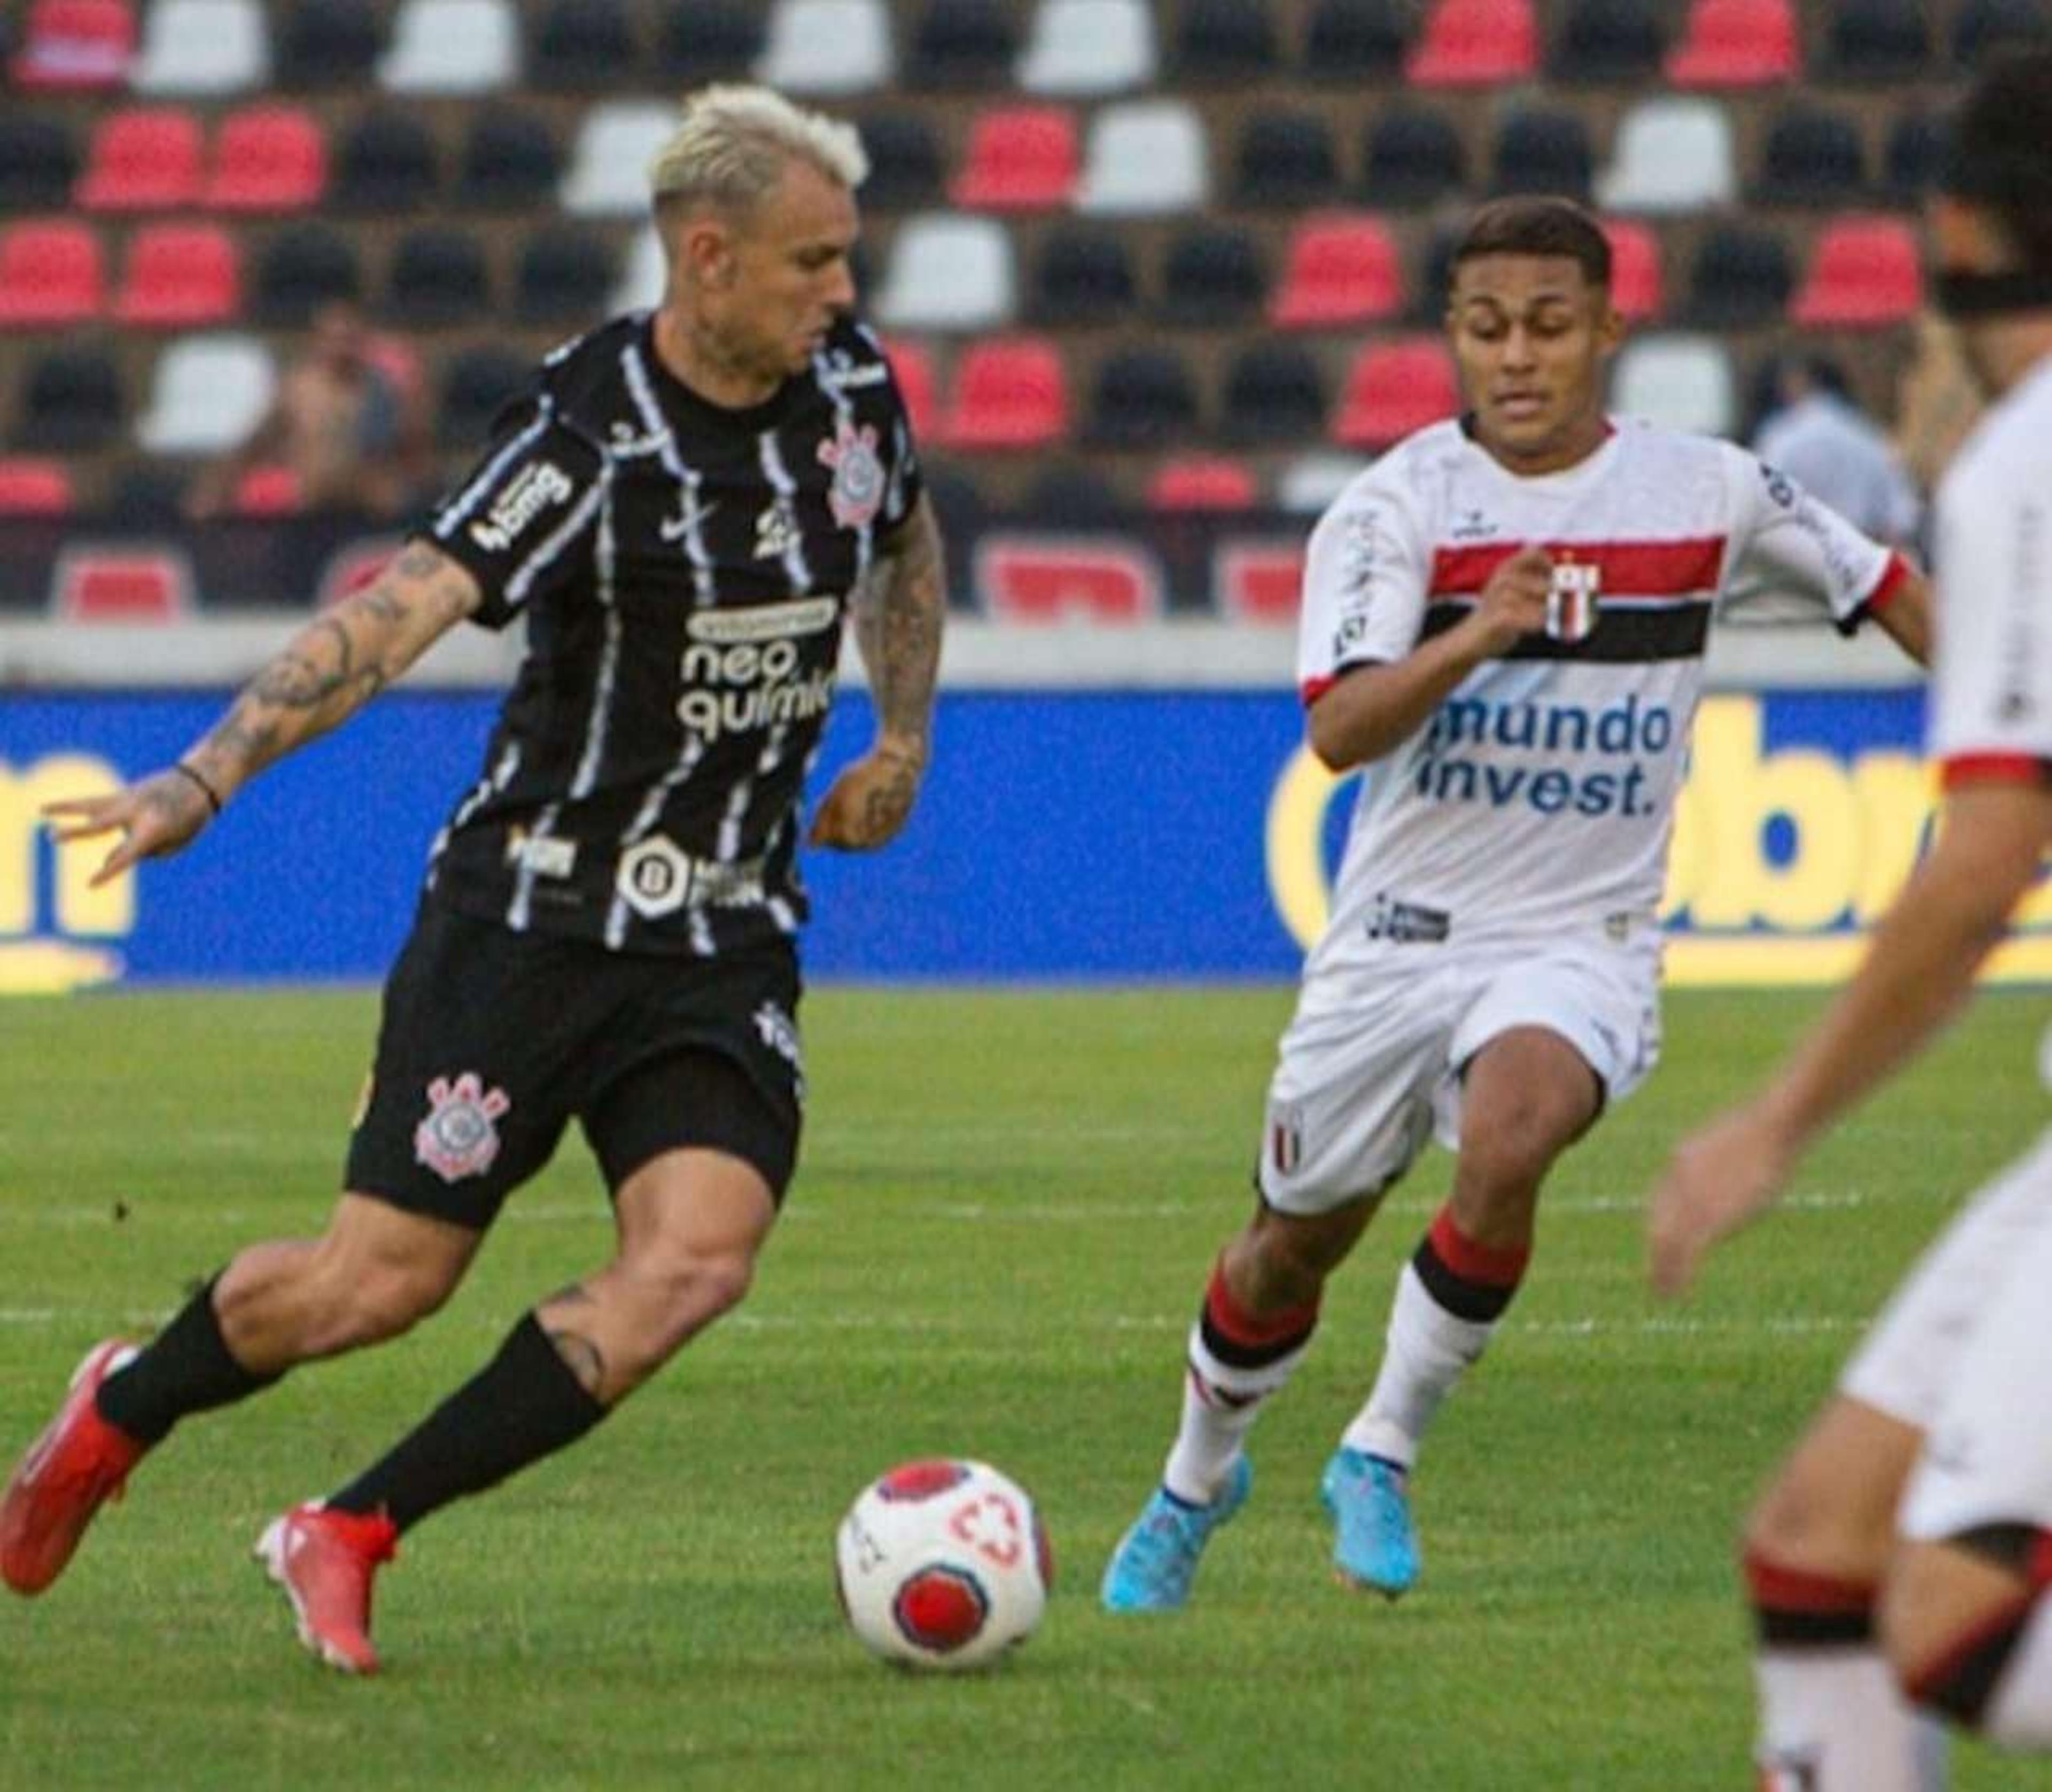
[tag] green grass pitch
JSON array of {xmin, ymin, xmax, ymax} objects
[{"xmin": 3, "ymin": 984, "xmax": 2051, "ymax": 1790}]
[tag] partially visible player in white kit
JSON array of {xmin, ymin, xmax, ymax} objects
[
  {"xmin": 1100, "ymin": 195, "xmax": 1932, "ymax": 1616},
  {"xmin": 1649, "ymin": 52, "xmax": 2052, "ymax": 1789}
]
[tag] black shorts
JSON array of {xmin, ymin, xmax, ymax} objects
[{"xmin": 345, "ymin": 899, "xmax": 805, "ymax": 1229}]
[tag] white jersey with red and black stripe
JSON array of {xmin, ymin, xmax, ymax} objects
[
  {"xmin": 1297, "ymin": 415, "xmax": 1906, "ymax": 960},
  {"xmin": 1927, "ymin": 353, "xmax": 2052, "ymax": 793}
]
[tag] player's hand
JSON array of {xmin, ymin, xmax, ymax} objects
[
  {"xmin": 1646, "ymin": 1103, "xmax": 1799, "ymax": 1299},
  {"xmin": 1470, "ymin": 544, "xmax": 1553, "ymax": 654},
  {"xmin": 41, "ymin": 766, "xmax": 216, "ymax": 888},
  {"xmin": 808, "ymin": 742, "xmax": 924, "ymax": 852}
]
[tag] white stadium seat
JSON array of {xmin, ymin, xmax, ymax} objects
[
  {"xmin": 755, "ymin": 0, "xmax": 893, "ymax": 94},
  {"xmin": 1612, "ymin": 334, "xmax": 1737, "ymax": 438},
  {"xmin": 1277, "ymin": 453, "xmax": 1371, "ymax": 515},
  {"xmin": 1018, "ymin": 0, "xmax": 1155, "ymax": 95},
  {"xmin": 136, "ymin": 333, "xmax": 275, "ymax": 454},
  {"xmin": 561, "ymin": 103, "xmax": 675, "ymax": 219},
  {"xmin": 130, "ymin": 0, "xmax": 268, "ymax": 94},
  {"xmin": 1076, "ymin": 101, "xmax": 1208, "ymax": 215},
  {"xmin": 377, "ymin": 0, "xmax": 518, "ymax": 94},
  {"xmin": 872, "ymin": 214, "xmax": 1015, "ymax": 332},
  {"xmin": 1595, "ymin": 98, "xmax": 1737, "ymax": 213}
]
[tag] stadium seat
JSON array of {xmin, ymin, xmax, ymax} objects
[
  {"xmin": 950, "ymin": 106, "xmax": 1078, "ymax": 211},
  {"xmin": 910, "ymin": 0, "xmax": 1017, "ymax": 85},
  {"xmin": 875, "ymin": 336, "xmax": 938, "ymax": 440},
  {"xmin": 439, "ymin": 347, "xmax": 530, "ymax": 451},
  {"xmin": 1954, "ymin": 0, "xmax": 2052, "ymax": 65},
  {"xmin": 756, "ymin": 0, "xmax": 892, "ymax": 93},
  {"xmin": 1406, "ymin": 0, "xmax": 1538, "ymax": 85},
  {"xmin": 1029, "ymin": 227, "xmax": 1138, "ymax": 325},
  {"xmin": 656, "ymin": 0, "xmax": 763, "ymax": 75},
  {"xmin": 51, "ymin": 548, "xmax": 194, "ymax": 621},
  {"xmin": 1601, "ymin": 218, "xmax": 1663, "ymax": 321},
  {"xmin": 0, "ymin": 119, "xmax": 79, "ymax": 211},
  {"xmin": 385, "ymin": 228, "xmax": 489, "ymax": 328},
  {"xmin": 0, "ymin": 457, "xmax": 74, "ymax": 516},
  {"xmin": 378, "ymin": 0, "xmax": 518, "ymax": 92},
  {"xmin": 1490, "ymin": 110, "xmax": 1594, "ymax": 202},
  {"xmin": 1753, "ymin": 103, "xmax": 1868, "ymax": 208},
  {"xmin": 1017, "ymin": 0, "xmax": 1156, "ymax": 95},
  {"xmin": 1361, "ymin": 107, "xmax": 1467, "ymax": 209},
  {"xmin": 1278, "ymin": 451, "xmax": 1370, "ymax": 512},
  {"xmin": 1883, "ymin": 111, "xmax": 1947, "ymax": 204},
  {"xmin": 458, "ymin": 108, "xmax": 561, "ymax": 211},
  {"xmin": 76, "ymin": 108, "xmax": 205, "ymax": 212},
  {"xmin": 1025, "ymin": 461, "xmax": 1126, "ymax": 525},
  {"xmin": 206, "ymin": 105, "xmax": 327, "ymax": 211},
  {"xmin": 0, "ymin": 222, "xmax": 106, "ymax": 326},
  {"xmin": 1270, "ymin": 214, "xmax": 1404, "ymax": 329},
  {"xmin": 135, "ymin": 332, "xmax": 274, "ymax": 452},
  {"xmin": 1665, "ymin": 0, "xmax": 1800, "ymax": 84},
  {"xmin": 1222, "ymin": 342, "xmax": 1327, "ymax": 446},
  {"xmin": 1791, "ymin": 214, "xmax": 1922, "ymax": 326},
  {"xmin": 130, "ymin": 0, "xmax": 267, "ymax": 93},
  {"xmin": 332, "ymin": 110, "xmax": 439, "ymax": 212},
  {"xmin": 1086, "ymin": 348, "xmax": 1200, "ymax": 448},
  {"xmin": 560, "ymin": 103, "xmax": 673, "ymax": 218},
  {"xmin": 231, "ymin": 463, "xmax": 302, "ymax": 517},
  {"xmin": 1550, "ymin": 0, "xmax": 1666, "ymax": 80},
  {"xmin": 114, "ymin": 224, "xmax": 239, "ymax": 327},
  {"xmin": 530, "ymin": 0, "xmax": 635, "ymax": 89},
  {"xmin": 1076, "ymin": 101, "xmax": 1208, "ymax": 215},
  {"xmin": 1333, "ymin": 339, "xmax": 1459, "ymax": 448},
  {"xmin": 1682, "ymin": 223, "xmax": 1793, "ymax": 327},
  {"xmin": 273, "ymin": 0, "xmax": 381, "ymax": 85},
  {"xmin": 1148, "ymin": 456, "xmax": 1258, "ymax": 511},
  {"xmin": 941, "ymin": 336, "xmax": 1068, "ymax": 449},
  {"xmin": 1596, "ymin": 97, "xmax": 1737, "ymax": 212},
  {"xmin": 1824, "ymin": 0, "xmax": 1931, "ymax": 80},
  {"xmin": 1234, "ymin": 112, "xmax": 1340, "ymax": 210},
  {"xmin": 1156, "ymin": 225, "xmax": 1265, "ymax": 327},
  {"xmin": 11, "ymin": 0, "xmax": 134, "ymax": 89},
  {"xmin": 513, "ymin": 225, "xmax": 617, "ymax": 324},
  {"xmin": 1612, "ymin": 334, "xmax": 1735, "ymax": 435},
  {"xmin": 1411, "ymin": 227, "xmax": 1461, "ymax": 321},
  {"xmin": 251, "ymin": 223, "xmax": 361, "ymax": 324},
  {"xmin": 861, "ymin": 116, "xmax": 944, "ymax": 209},
  {"xmin": 1302, "ymin": 0, "xmax": 1411, "ymax": 78},
  {"xmin": 609, "ymin": 224, "xmax": 664, "ymax": 313},
  {"xmin": 874, "ymin": 214, "xmax": 1014, "ymax": 331},
  {"xmin": 1177, "ymin": 0, "xmax": 1279, "ymax": 77},
  {"xmin": 14, "ymin": 346, "xmax": 123, "ymax": 451}
]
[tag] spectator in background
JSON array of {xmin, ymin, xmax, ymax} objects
[
  {"xmin": 184, "ymin": 301, "xmax": 428, "ymax": 521},
  {"xmin": 1893, "ymin": 313, "xmax": 1985, "ymax": 504},
  {"xmin": 1751, "ymin": 352, "xmax": 1923, "ymax": 549}
]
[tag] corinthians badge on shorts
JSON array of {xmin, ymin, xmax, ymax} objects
[
  {"xmin": 414, "ymin": 1072, "xmax": 511, "ymax": 1183},
  {"xmin": 1544, "ymin": 554, "xmax": 1601, "ymax": 644}
]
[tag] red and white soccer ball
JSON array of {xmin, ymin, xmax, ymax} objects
[{"xmin": 834, "ymin": 1459, "xmax": 1053, "ymax": 1671}]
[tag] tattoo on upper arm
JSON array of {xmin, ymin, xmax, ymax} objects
[{"xmin": 857, "ymin": 500, "xmax": 945, "ymax": 750}]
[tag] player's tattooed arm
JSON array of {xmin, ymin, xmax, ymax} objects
[{"xmin": 43, "ymin": 540, "xmax": 484, "ymax": 887}]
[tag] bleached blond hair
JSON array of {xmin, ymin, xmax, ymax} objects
[{"xmin": 648, "ymin": 83, "xmax": 868, "ymax": 219}]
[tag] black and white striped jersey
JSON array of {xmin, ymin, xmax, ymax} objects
[{"xmin": 416, "ymin": 311, "xmax": 922, "ymax": 956}]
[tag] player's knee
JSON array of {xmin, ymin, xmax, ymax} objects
[
  {"xmin": 1744, "ymin": 1464, "xmax": 1863, "ymax": 1572},
  {"xmin": 638, "ymin": 1242, "xmax": 757, "ymax": 1331}
]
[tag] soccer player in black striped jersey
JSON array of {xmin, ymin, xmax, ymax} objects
[{"xmin": 5, "ymin": 86, "xmax": 943, "ymax": 1676}]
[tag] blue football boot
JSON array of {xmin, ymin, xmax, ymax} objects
[
  {"xmin": 1099, "ymin": 1455, "xmax": 1254, "ymax": 1614},
  {"xmin": 1321, "ymin": 1446, "xmax": 1420, "ymax": 1598}
]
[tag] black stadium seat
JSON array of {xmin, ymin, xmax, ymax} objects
[
  {"xmin": 386, "ymin": 228, "xmax": 491, "ymax": 329},
  {"xmin": 1302, "ymin": 0, "xmax": 1412, "ymax": 79},
  {"xmin": 1086, "ymin": 349, "xmax": 1201, "ymax": 449},
  {"xmin": 856, "ymin": 115, "xmax": 943, "ymax": 209},
  {"xmin": 515, "ymin": 227, "xmax": 617, "ymax": 325},
  {"xmin": 440, "ymin": 348, "xmax": 531, "ymax": 452},
  {"xmin": 907, "ymin": 0, "xmax": 1016, "ymax": 85},
  {"xmin": 1156, "ymin": 225, "xmax": 1265, "ymax": 328},
  {"xmin": 1361, "ymin": 107, "xmax": 1466, "ymax": 209},
  {"xmin": 458, "ymin": 108, "xmax": 561, "ymax": 211},
  {"xmin": 331, "ymin": 110, "xmax": 439, "ymax": 212},
  {"xmin": 15, "ymin": 347, "xmax": 122, "ymax": 454},
  {"xmin": 531, "ymin": 0, "xmax": 637, "ymax": 88},
  {"xmin": 1883, "ymin": 110, "xmax": 1948, "ymax": 203},
  {"xmin": 1824, "ymin": 0, "xmax": 1932, "ymax": 80},
  {"xmin": 1490, "ymin": 110, "xmax": 1593, "ymax": 201},
  {"xmin": 0, "ymin": 116, "xmax": 78, "ymax": 210},
  {"xmin": 1753, "ymin": 105, "xmax": 1868, "ymax": 208},
  {"xmin": 1177, "ymin": 0, "xmax": 1280, "ymax": 78},
  {"xmin": 1234, "ymin": 111, "xmax": 1340, "ymax": 209},
  {"xmin": 274, "ymin": 0, "xmax": 382, "ymax": 87},
  {"xmin": 657, "ymin": 1, "xmax": 764, "ymax": 77},
  {"xmin": 1550, "ymin": 0, "xmax": 1666, "ymax": 81},
  {"xmin": 252, "ymin": 223, "xmax": 363, "ymax": 324},
  {"xmin": 1682, "ymin": 223, "xmax": 1794, "ymax": 329},
  {"xmin": 1030, "ymin": 228, "xmax": 1138, "ymax": 326},
  {"xmin": 1221, "ymin": 344, "xmax": 1327, "ymax": 446},
  {"xmin": 1954, "ymin": 0, "xmax": 2052, "ymax": 65}
]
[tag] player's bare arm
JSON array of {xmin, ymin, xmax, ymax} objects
[
  {"xmin": 1872, "ymin": 564, "xmax": 1933, "ymax": 667},
  {"xmin": 1308, "ymin": 543, "xmax": 1553, "ymax": 771},
  {"xmin": 811, "ymin": 490, "xmax": 945, "ymax": 851},
  {"xmin": 43, "ymin": 540, "xmax": 483, "ymax": 886},
  {"xmin": 1649, "ymin": 777, "xmax": 2052, "ymax": 1296}
]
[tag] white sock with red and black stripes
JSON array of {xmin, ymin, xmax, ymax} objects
[
  {"xmin": 1160, "ymin": 1259, "xmax": 1318, "ymax": 1508},
  {"xmin": 1342, "ymin": 1204, "xmax": 1527, "ymax": 1471}
]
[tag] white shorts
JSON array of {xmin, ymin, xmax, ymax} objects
[
  {"xmin": 1841, "ymin": 1127, "xmax": 2052, "ymax": 1540},
  {"xmin": 1256, "ymin": 929, "xmax": 1662, "ymax": 1215}
]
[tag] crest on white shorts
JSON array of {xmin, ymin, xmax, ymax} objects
[
  {"xmin": 817, "ymin": 419, "xmax": 884, "ymax": 531},
  {"xmin": 414, "ymin": 1072, "xmax": 511, "ymax": 1184},
  {"xmin": 1270, "ymin": 1104, "xmax": 1304, "ymax": 1175}
]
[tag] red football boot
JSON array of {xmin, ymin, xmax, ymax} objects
[
  {"xmin": 1, "ymin": 1338, "xmax": 147, "ymax": 1595},
  {"xmin": 254, "ymin": 1502, "xmax": 400, "ymax": 1675}
]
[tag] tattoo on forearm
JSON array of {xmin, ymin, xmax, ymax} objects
[
  {"xmin": 545, "ymin": 1328, "xmax": 608, "ymax": 1399},
  {"xmin": 858, "ymin": 500, "xmax": 944, "ymax": 753}
]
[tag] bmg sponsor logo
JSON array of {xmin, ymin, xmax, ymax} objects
[{"xmin": 1, "ymin": 754, "xmax": 131, "ymax": 994}]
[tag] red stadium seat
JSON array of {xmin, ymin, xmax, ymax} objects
[
  {"xmin": 942, "ymin": 336, "xmax": 1069, "ymax": 450},
  {"xmin": 232, "ymin": 464, "xmax": 303, "ymax": 517},
  {"xmin": 76, "ymin": 107, "xmax": 204, "ymax": 211},
  {"xmin": 1147, "ymin": 456, "xmax": 1258, "ymax": 511},
  {"xmin": 949, "ymin": 106, "xmax": 1078, "ymax": 211},
  {"xmin": 1334, "ymin": 338, "xmax": 1459, "ymax": 448},
  {"xmin": 113, "ymin": 222, "xmax": 240, "ymax": 325},
  {"xmin": 1665, "ymin": 0, "xmax": 1800, "ymax": 85},
  {"xmin": 0, "ymin": 222, "xmax": 106, "ymax": 326},
  {"xmin": 876, "ymin": 336, "xmax": 938, "ymax": 441},
  {"xmin": 1405, "ymin": 0, "xmax": 1538, "ymax": 85},
  {"xmin": 207, "ymin": 106, "xmax": 328, "ymax": 211},
  {"xmin": 11, "ymin": 0, "xmax": 134, "ymax": 89},
  {"xmin": 51, "ymin": 548, "xmax": 192, "ymax": 621},
  {"xmin": 1600, "ymin": 217, "xmax": 1663, "ymax": 322},
  {"xmin": 0, "ymin": 457, "xmax": 74, "ymax": 516},
  {"xmin": 1270, "ymin": 213, "xmax": 1404, "ymax": 329},
  {"xmin": 1791, "ymin": 215, "xmax": 1922, "ymax": 326}
]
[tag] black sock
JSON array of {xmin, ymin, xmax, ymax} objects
[
  {"xmin": 327, "ymin": 1314, "xmax": 608, "ymax": 1534},
  {"xmin": 95, "ymin": 1276, "xmax": 279, "ymax": 1445}
]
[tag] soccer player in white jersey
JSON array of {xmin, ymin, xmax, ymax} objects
[
  {"xmin": 1100, "ymin": 195, "xmax": 1932, "ymax": 1616},
  {"xmin": 1649, "ymin": 52, "xmax": 2052, "ymax": 1787}
]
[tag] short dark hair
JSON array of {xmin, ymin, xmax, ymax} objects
[
  {"xmin": 1449, "ymin": 197, "xmax": 1611, "ymax": 291},
  {"xmin": 1944, "ymin": 50, "xmax": 2052, "ymax": 273}
]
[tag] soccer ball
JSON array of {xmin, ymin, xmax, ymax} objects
[{"xmin": 834, "ymin": 1459, "xmax": 1052, "ymax": 1671}]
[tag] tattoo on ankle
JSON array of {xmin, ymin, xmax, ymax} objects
[{"xmin": 545, "ymin": 1327, "xmax": 607, "ymax": 1397}]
